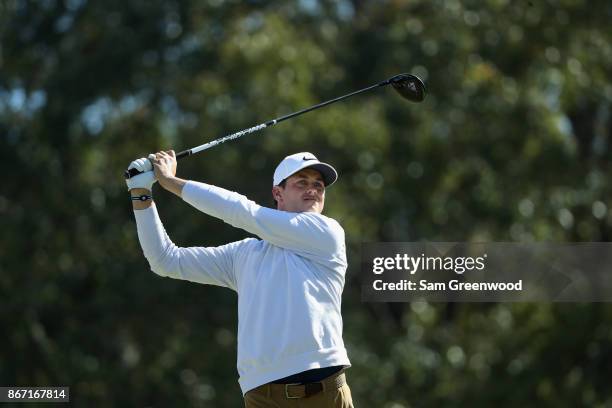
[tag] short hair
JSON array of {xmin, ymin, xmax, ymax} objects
[{"xmin": 273, "ymin": 179, "xmax": 287, "ymax": 208}]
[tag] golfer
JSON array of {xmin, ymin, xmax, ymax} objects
[{"xmin": 126, "ymin": 150, "xmax": 354, "ymax": 407}]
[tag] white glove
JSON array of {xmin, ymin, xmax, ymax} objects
[{"xmin": 126, "ymin": 154, "xmax": 157, "ymax": 191}]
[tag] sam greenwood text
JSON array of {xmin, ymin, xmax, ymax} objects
[{"xmin": 372, "ymin": 280, "xmax": 523, "ymax": 291}]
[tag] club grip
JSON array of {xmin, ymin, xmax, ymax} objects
[
  {"xmin": 124, "ymin": 149, "xmax": 192, "ymax": 179},
  {"xmin": 176, "ymin": 149, "xmax": 191, "ymax": 159}
]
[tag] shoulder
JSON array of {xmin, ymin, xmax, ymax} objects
[
  {"xmin": 302, "ymin": 212, "xmax": 344, "ymax": 230},
  {"xmin": 295, "ymin": 212, "xmax": 346, "ymax": 242}
]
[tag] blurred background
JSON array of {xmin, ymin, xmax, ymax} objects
[{"xmin": 1, "ymin": 0, "xmax": 611, "ymax": 406}]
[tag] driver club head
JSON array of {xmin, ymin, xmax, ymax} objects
[{"xmin": 388, "ymin": 73, "xmax": 426, "ymax": 102}]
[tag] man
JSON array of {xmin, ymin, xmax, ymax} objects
[{"xmin": 126, "ymin": 150, "xmax": 354, "ymax": 407}]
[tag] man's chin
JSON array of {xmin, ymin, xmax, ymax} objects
[{"xmin": 303, "ymin": 204, "xmax": 322, "ymax": 213}]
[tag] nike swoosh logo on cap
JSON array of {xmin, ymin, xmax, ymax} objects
[{"xmin": 302, "ymin": 156, "xmax": 316, "ymax": 161}]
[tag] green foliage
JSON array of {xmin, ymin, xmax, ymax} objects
[{"xmin": 1, "ymin": 0, "xmax": 610, "ymax": 406}]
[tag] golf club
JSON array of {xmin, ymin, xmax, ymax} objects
[{"xmin": 125, "ymin": 73, "xmax": 426, "ymax": 179}]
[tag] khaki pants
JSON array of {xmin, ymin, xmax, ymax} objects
[{"xmin": 244, "ymin": 371, "xmax": 354, "ymax": 407}]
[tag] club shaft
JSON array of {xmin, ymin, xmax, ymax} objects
[
  {"xmin": 180, "ymin": 122, "xmax": 271, "ymax": 157},
  {"xmin": 126, "ymin": 78, "xmax": 390, "ymax": 178},
  {"xmin": 273, "ymin": 82, "xmax": 384, "ymax": 124},
  {"xmin": 178, "ymin": 82, "xmax": 385, "ymax": 159}
]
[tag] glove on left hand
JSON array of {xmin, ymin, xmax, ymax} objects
[{"xmin": 125, "ymin": 155, "xmax": 157, "ymax": 191}]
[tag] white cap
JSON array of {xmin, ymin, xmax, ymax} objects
[{"xmin": 273, "ymin": 152, "xmax": 338, "ymax": 187}]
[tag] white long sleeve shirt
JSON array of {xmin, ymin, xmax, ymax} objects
[{"xmin": 133, "ymin": 181, "xmax": 351, "ymax": 394}]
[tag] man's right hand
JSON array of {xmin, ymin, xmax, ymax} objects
[{"xmin": 125, "ymin": 155, "xmax": 157, "ymax": 191}]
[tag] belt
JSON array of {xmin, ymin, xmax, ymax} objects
[{"xmin": 250, "ymin": 371, "xmax": 346, "ymax": 399}]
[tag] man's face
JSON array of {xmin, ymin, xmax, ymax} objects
[{"xmin": 273, "ymin": 168, "xmax": 326, "ymax": 213}]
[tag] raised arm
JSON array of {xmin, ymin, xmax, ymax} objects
[
  {"xmin": 181, "ymin": 182, "xmax": 347, "ymax": 266},
  {"xmin": 133, "ymin": 204, "xmax": 237, "ymax": 290},
  {"xmin": 126, "ymin": 153, "xmax": 237, "ymax": 289}
]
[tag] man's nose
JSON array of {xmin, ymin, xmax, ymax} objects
[{"xmin": 305, "ymin": 185, "xmax": 318, "ymax": 195}]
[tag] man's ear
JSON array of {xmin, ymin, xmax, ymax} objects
[{"xmin": 272, "ymin": 186, "xmax": 283, "ymax": 202}]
